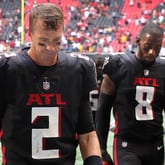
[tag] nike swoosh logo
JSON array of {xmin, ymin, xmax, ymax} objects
[{"xmin": 157, "ymin": 145, "xmax": 164, "ymax": 151}]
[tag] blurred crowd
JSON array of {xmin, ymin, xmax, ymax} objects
[{"xmin": 0, "ymin": 0, "xmax": 165, "ymax": 54}]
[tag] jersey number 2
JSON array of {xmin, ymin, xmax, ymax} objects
[
  {"xmin": 135, "ymin": 86, "xmax": 154, "ymax": 120},
  {"xmin": 31, "ymin": 107, "xmax": 61, "ymax": 159}
]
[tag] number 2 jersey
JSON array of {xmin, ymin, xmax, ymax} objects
[
  {"xmin": 0, "ymin": 47, "xmax": 97, "ymax": 165},
  {"xmin": 103, "ymin": 52, "xmax": 165, "ymax": 142}
]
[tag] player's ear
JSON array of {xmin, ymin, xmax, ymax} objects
[
  {"xmin": 27, "ymin": 27, "xmax": 32, "ymax": 37},
  {"xmin": 136, "ymin": 37, "xmax": 140, "ymax": 46},
  {"xmin": 28, "ymin": 29, "xmax": 31, "ymax": 37}
]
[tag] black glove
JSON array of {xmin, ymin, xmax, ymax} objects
[{"xmin": 102, "ymin": 150, "xmax": 114, "ymax": 165}]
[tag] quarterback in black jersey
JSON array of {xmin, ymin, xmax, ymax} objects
[
  {"xmin": 0, "ymin": 3, "xmax": 102, "ymax": 165},
  {"xmin": 96, "ymin": 22, "xmax": 165, "ymax": 165}
]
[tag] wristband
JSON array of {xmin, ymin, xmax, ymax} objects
[{"xmin": 83, "ymin": 155, "xmax": 102, "ymax": 165}]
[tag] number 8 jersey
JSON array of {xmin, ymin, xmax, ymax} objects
[{"xmin": 103, "ymin": 52, "xmax": 165, "ymax": 142}]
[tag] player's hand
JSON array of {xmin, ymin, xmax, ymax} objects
[
  {"xmin": 102, "ymin": 151, "xmax": 114, "ymax": 165},
  {"xmin": 109, "ymin": 120, "xmax": 115, "ymax": 132},
  {"xmin": 102, "ymin": 161, "xmax": 110, "ymax": 165}
]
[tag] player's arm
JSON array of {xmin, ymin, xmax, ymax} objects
[
  {"xmin": 96, "ymin": 74, "xmax": 115, "ymax": 165},
  {"xmin": 79, "ymin": 130, "xmax": 102, "ymax": 165},
  {"xmin": 77, "ymin": 92, "xmax": 102, "ymax": 165}
]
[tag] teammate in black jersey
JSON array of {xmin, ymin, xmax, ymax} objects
[
  {"xmin": 90, "ymin": 57, "xmax": 104, "ymax": 124},
  {"xmin": 96, "ymin": 22, "xmax": 165, "ymax": 165},
  {"xmin": 0, "ymin": 3, "xmax": 102, "ymax": 165}
]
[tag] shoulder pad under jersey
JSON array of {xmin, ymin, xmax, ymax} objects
[
  {"xmin": 0, "ymin": 52, "xmax": 17, "ymax": 65},
  {"xmin": 0, "ymin": 55, "xmax": 7, "ymax": 68}
]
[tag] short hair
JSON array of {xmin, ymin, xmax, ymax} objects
[
  {"xmin": 138, "ymin": 22, "xmax": 164, "ymax": 38},
  {"xmin": 29, "ymin": 3, "xmax": 64, "ymax": 32}
]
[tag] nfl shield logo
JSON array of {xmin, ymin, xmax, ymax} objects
[
  {"xmin": 43, "ymin": 77, "xmax": 50, "ymax": 90},
  {"xmin": 144, "ymin": 69, "xmax": 149, "ymax": 76}
]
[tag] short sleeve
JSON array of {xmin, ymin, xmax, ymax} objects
[
  {"xmin": 102, "ymin": 55, "xmax": 124, "ymax": 85},
  {"xmin": 82, "ymin": 57, "xmax": 97, "ymax": 94}
]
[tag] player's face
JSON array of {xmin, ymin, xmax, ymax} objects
[
  {"xmin": 28, "ymin": 19, "xmax": 64, "ymax": 66},
  {"xmin": 136, "ymin": 33, "xmax": 162, "ymax": 63}
]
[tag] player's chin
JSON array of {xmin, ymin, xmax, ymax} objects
[{"xmin": 143, "ymin": 56, "xmax": 155, "ymax": 63}]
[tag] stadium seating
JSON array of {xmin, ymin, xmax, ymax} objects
[
  {"xmin": 110, "ymin": 0, "xmax": 164, "ymax": 52},
  {"xmin": 0, "ymin": 0, "xmax": 164, "ymax": 53}
]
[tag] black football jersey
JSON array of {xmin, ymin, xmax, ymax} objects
[
  {"xmin": 0, "ymin": 48, "xmax": 97, "ymax": 165},
  {"xmin": 103, "ymin": 52, "xmax": 165, "ymax": 142}
]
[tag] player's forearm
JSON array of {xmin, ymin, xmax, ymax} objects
[{"xmin": 79, "ymin": 131, "xmax": 101, "ymax": 160}]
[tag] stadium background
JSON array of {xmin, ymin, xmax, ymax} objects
[{"xmin": 0, "ymin": 0, "xmax": 165, "ymax": 164}]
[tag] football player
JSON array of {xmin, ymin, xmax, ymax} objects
[
  {"xmin": 0, "ymin": 3, "xmax": 102, "ymax": 165},
  {"xmin": 96, "ymin": 22, "xmax": 165, "ymax": 165},
  {"xmin": 90, "ymin": 57, "xmax": 104, "ymax": 124}
]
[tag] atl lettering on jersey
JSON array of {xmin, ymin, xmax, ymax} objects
[{"xmin": 27, "ymin": 93, "xmax": 67, "ymax": 105}]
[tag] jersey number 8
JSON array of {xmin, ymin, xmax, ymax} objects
[{"xmin": 135, "ymin": 86, "xmax": 154, "ymax": 121}]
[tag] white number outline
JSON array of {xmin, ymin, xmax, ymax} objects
[
  {"xmin": 90, "ymin": 89, "xmax": 99, "ymax": 111},
  {"xmin": 135, "ymin": 86, "xmax": 154, "ymax": 121},
  {"xmin": 31, "ymin": 107, "xmax": 61, "ymax": 159}
]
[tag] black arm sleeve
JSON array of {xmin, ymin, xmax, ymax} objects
[{"xmin": 95, "ymin": 93, "xmax": 114, "ymax": 151}]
